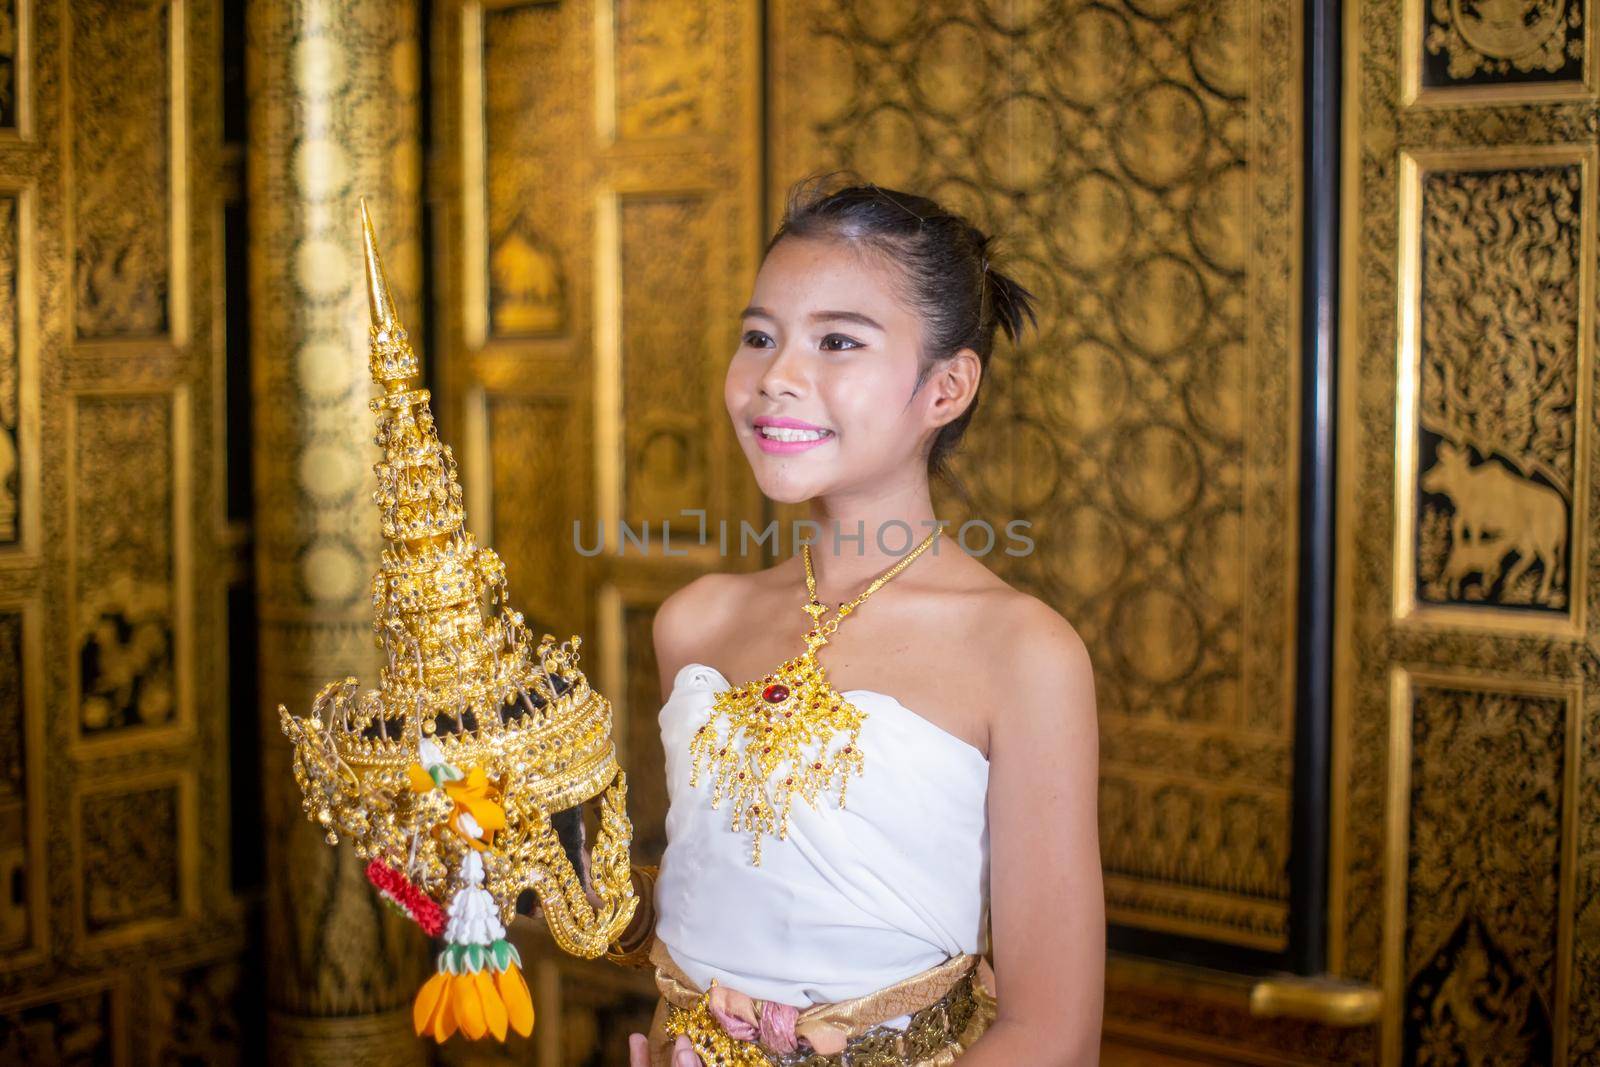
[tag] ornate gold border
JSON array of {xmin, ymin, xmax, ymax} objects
[
  {"xmin": 1380, "ymin": 666, "xmax": 1583, "ymax": 1063},
  {"xmin": 70, "ymin": 765, "xmax": 200, "ymax": 952},
  {"xmin": 1392, "ymin": 143, "xmax": 1596, "ymax": 639},
  {"xmin": 0, "ymin": 594, "xmax": 45, "ymax": 972},
  {"xmin": 65, "ymin": 384, "xmax": 195, "ymax": 753},
  {"xmin": 1400, "ymin": 0, "xmax": 1600, "ymax": 109}
]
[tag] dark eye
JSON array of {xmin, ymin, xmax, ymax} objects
[
  {"xmin": 742, "ymin": 329, "xmax": 775, "ymax": 349},
  {"xmin": 820, "ymin": 333, "xmax": 863, "ymax": 351}
]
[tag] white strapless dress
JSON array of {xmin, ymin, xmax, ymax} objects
[{"xmin": 653, "ymin": 661, "xmax": 991, "ymax": 1027}]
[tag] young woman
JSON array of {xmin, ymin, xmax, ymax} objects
[{"xmin": 609, "ymin": 179, "xmax": 1104, "ymax": 1065}]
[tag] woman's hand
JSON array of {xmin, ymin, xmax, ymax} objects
[{"xmin": 628, "ymin": 1032, "xmax": 704, "ymax": 1066}]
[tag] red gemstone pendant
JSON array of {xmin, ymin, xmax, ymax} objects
[{"xmin": 761, "ymin": 682, "xmax": 790, "ymax": 703}]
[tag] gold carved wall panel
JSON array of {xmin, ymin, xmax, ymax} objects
[
  {"xmin": 69, "ymin": 0, "xmax": 178, "ymax": 342},
  {"xmin": 485, "ymin": 390, "xmax": 584, "ymax": 638},
  {"xmin": 1395, "ymin": 148, "xmax": 1594, "ymax": 636},
  {"xmin": 68, "ymin": 389, "xmax": 192, "ymax": 746},
  {"xmin": 770, "ymin": 0, "xmax": 1303, "ymax": 952},
  {"xmin": 617, "ymin": 193, "xmax": 715, "ymax": 532},
  {"xmin": 1384, "ymin": 670, "xmax": 1581, "ymax": 1064},
  {"xmin": 1403, "ymin": 0, "xmax": 1597, "ymax": 106},
  {"xmin": 1341, "ymin": 0, "xmax": 1600, "ymax": 1060},
  {"xmin": 0, "ymin": 0, "xmax": 241, "ymax": 1062}
]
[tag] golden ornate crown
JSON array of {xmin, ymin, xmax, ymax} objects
[{"xmin": 278, "ymin": 202, "xmax": 637, "ymax": 1043}]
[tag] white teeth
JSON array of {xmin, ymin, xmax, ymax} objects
[{"xmin": 759, "ymin": 426, "xmax": 831, "ymax": 442}]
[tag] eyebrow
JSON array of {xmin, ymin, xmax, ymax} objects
[{"xmin": 739, "ymin": 306, "xmax": 886, "ymax": 331}]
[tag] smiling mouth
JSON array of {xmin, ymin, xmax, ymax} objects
[{"xmin": 757, "ymin": 425, "xmax": 834, "ymax": 442}]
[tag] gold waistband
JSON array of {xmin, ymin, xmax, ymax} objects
[{"xmin": 645, "ymin": 939, "xmax": 997, "ymax": 1067}]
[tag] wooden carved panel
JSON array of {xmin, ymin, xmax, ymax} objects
[
  {"xmin": 609, "ymin": 0, "xmax": 718, "ymax": 141},
  {"xmin": 1341, "ymin": 0, "xmax": 1600, "ymax": 1059},
  {"xmin": 483, "ymin": 1, "xmax": 580, "ymax": 342},
  {"xmin": 148, "ymin": 957, "xmax": 244, "ymax": 1066},
  {"xmin": 770, "ymin": 0, "xmax": 1301, "ymax": 951},
  {"xmin": 76, "ymin": 775, "xmax": 188, "ymax": 941},
  {"xmin": 69, "ymin": 0, "xmax": 172, "ymax": 341},
  {"xmin": 1387, "ymin": 673, "xmax": 1579, "ymax": 1064},
  {"xmin": 1, "ymin": 0, "xmax": 236, "ymax": 1059},
  {"xmin": 1397, "ymin": 150, "xmax": 1594, "ymax": 635},
  {"xmin": 618, "ymin": 194, "xmax": 713, "ymax": 530},
  {"xmin": 0, "ymin": 983, "xmax": 119, "ymax": 1066},
  {"xmin": 485, "ymin": 392, "xmax": 581, "ymax": 635},
  {"xmin": 1404, "ymin": 0, "xmax": 1596, "ymax": 105},
  {"xmin": 69, "ymin": 392, "xmax": 188, "ymax": 743}
]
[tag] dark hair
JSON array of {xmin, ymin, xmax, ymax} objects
[{"xmin": 763, "ymin": 172, "xmax": 1038, "ymax": 501}]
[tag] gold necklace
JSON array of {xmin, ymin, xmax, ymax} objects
[{"xmin": 687, "ymin": 525, "xmax": 943, "ymax": 864}]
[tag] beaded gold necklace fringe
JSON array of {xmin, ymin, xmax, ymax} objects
[{"xmin": 686, "ymin": 526, "xmax": 942, "ymax": 864}]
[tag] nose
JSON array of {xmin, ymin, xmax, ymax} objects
[{"xmin": 757, "ymin": 339, "xmax": 808, "ymax": 400}]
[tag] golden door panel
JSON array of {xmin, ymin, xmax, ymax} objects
[
  {"xmin": 769, "ymin": 0, "xmax": 1302, "ymax": 950},
  {"xmin": 1395, "ymin": 147, "xmax": 1595, "ymax": 636},
  {"xmin": 67, "ymin": 389, "xmax": 192, "ymax": 748},
  {"xmin": 68, "ymin": 0, "xmax": 178, "ymax": 342},
  {"xmin": 605, "ymin": 0, "xmax": 722, "ymax": 144},
  {"xmin": 1402, "ymin": 0, "xmax": 1597, "ymax": 106},
  {"xmin": 72, "ymin": 768, "xmax": 196, "ymax": 949},
  {"xmin": 147, "ymin": 956, "xmax": 244, "ymax": 1066},
  {"xmin": 0, "ymin": 979, "xmax": 121, "ymax": 1066},
  {"xmin": 483, "ymin": 390, "xmax": 585, "ymax": 635},
  {"xmin": 1383, "ymin": 670, "xmax": 1581, "ymax": 1065},
  {"xmin": 481, "ymin": 0, "xmax": 587, "ymax": 345},
  {"xmin": 1341, "ymin": 0, "xmax": 1600, "ymax": 1059},
  {"xmin": 616, "ymin": 192, "xmax": 716, "ymax": 533}
]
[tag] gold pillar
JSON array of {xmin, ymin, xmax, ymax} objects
[{"xmin": 247, "ymin": 0, "xmax": 427, "ymax": 1061}]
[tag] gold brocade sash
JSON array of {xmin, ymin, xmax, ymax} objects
[{"xmin": 645, "ymin": 938, "xmax": 998, "ymax": 1066}]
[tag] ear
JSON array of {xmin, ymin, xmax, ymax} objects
[{"xmin": 923, "ymin": 347, "xmax": 983, "ymax": 431}]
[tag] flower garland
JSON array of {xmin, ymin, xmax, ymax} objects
[
  {"xmin": 412, "ymin": 850, "xmax": 535, "ymax": 1042},
  {"xmin": 365, "ymin": 859, "xmax": 446, "ymax": 937}
]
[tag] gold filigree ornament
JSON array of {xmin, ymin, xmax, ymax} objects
[
  {"xmin": 688, "ymin": 525, "xmax": 942, "ymax": 865},
  {"xmin": 278, "ymin": 202, "xmax": 637, "ymax": 1043}
]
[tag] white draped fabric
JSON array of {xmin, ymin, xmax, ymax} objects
[{"xmin": 653, "ymin": 661, "xmax": 991, "ymax": 1028}]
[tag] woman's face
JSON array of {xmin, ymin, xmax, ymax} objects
[{"xmin": 725, "ymin": 235, "xmax": 973, "ymax": 505}]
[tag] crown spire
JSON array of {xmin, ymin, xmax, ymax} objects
[
  {"xmin": 360, "ymin": 197, "xmax": 402, "ymax": 333},
  {"xmin": 360, "ymin": 198, "xmax": 420, "ymax": 386}
]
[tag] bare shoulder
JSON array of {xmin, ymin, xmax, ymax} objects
[
  {"xmin": 652, "ymin": 565, "xmax": 788, "ymax": 694},
  {"xmin": 980, "ymin": 586, "xmax": 1096, "ymax": 730},
  {"xmin": 653, "ymin": 572, "xmax": 734, "ymax": 666}
]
